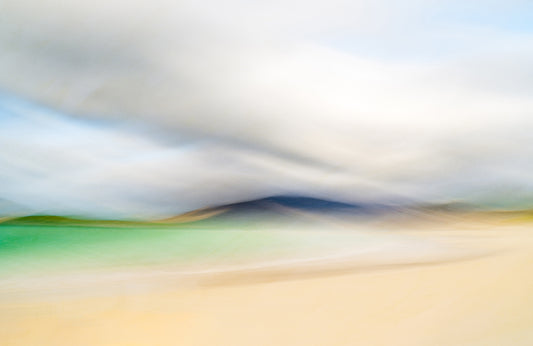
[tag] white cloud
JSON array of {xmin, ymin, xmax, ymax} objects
[{"xmin": 1, "ymin": 0, "xmax": 533, "ymax": 216}]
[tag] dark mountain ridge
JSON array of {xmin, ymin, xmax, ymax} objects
[{"xmin": 200, "ymin": 195, "xmax": 390, "ymax": 222}]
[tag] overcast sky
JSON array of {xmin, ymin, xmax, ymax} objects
[{"xmin": 1, "ymin": 0, "xmax": 533, "ymax": 218}]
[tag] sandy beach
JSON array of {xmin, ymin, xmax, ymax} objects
[{"xmin": 1, "ymin": 221, "xmax": 533, "ymax": 346}]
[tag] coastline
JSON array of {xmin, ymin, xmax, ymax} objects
[{"xmin": 2, "ymin": 223, "xmax": 533, "ymax": 345}]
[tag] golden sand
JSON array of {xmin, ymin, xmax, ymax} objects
[{"xmin": 2, "ymin": 224, "xmax": 533, "ymax": 346}]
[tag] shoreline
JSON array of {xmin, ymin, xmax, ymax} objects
[{"xmin": 1, "ymin": 224, "xmax": 533, "ymax": 345}]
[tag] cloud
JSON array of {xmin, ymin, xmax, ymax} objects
[{"xmin": 1, "ymin": 0, "xmax": 533, "ymax": 216}]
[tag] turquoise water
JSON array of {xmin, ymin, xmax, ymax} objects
[
  {"xmin": 0, "ymin": 219, "xmax": 409, "ymax": 279},
  {"xmin": 0, "ymin": 223, "xmax": 297, "ymax": 276}
]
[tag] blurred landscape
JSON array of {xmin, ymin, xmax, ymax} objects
[
  {"xmin": 2, "ymin": 0, "xmax": 533, "ymax": 345},
  {"xmin": 3, "ymin": 199, "xmax": 533, "ymax": 345},
  {"xmin": 2, "ymin": 196, "xmax": 533, "ymax": 287}
]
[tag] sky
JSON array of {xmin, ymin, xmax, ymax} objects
[{"xmin": 0, "ymin": 0, "xmax": 533, "ymax": 218}]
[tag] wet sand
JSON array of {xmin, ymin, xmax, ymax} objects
[{"xmin": 1, "ymin": 224, "xmax": 533, "ymax": 345}]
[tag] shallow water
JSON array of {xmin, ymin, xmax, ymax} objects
[{"xmin": 0, "ymin": 220, "xmax": 443, "ymax": 280}]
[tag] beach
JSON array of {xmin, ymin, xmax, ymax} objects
[{"xmin": 2, "ymin": 221, "xmax": 533, "ymax": 345}]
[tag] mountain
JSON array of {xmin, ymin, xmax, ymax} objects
[
  {"xmin": 222, "ymin": 196, "xmax": 365, "ymax": 213},
  {"xmin": 159, "ymin": 196, "xmax": 388, "ymax": 224},
  {"xmin": 1, "ymin": 196, "xmax": 388, "ymax": 226}
]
